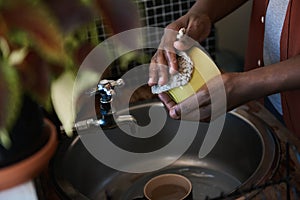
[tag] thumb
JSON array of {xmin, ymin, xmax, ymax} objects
[{"xmin": 173, "ymin": 34, "xmax": 195, "ymax": 51}]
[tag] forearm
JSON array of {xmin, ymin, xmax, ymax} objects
[
  {"xmin": 188, "ymin": 0, "xmax": 249, "ymax": 23},
  {"xmin": 239, "ymin": 54, "xmax": 300, "ymax": 100}
]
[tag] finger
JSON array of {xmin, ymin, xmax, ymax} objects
[
  {"xmin": 170, "ymin": 88, "xmax": 210, "ymax": 118},
  {"xmin": 170, "ymin": 100, "xmax": 212, "ymax": 121},
  {"xmin": 164, "ymin": 50, "xmax": 178, "ymax": 75},
  {"xmin": 186, "ymin": 15, "xmax": 211, "ymax": 42},
  {"xmin": 174, "ymin": 15, "xmax": 212, "ymax": 51},
  {"xmin": 148, "ymin": 54, "xmax": 159, "ymax": 86},
  {"xmin": 160, "ymin": 29, "xmax": 179, "ymax": 74},
  {"xmin": 177, "ymin": 93, "xmax": 201, "ymax": 116},
  {"xmin": 174, "ymin": 35, "xmax": 195, "ymax": 51},
  {"xmin": 181, "ymin": 106, "xmax": 212, "ymax": 122},
  {"xmin": 158, "ymin": 93, "xmax": 176, "ymax": 110},
  {"xmin": 195, "ymin": 87, "xmax": 211, "ymax": 106},
  {"xmin": 156, "ymin": 50, "xmax": 169, "ymax": 86},
  {"xmin": 169, "ymin": 106, "xmax": 181, "ymax": 120},
  {"xmin": 158, "ymin": 64, "xmax": 169, "ymax": 86},
  {"xmin": 168, "ymin": 95, "xmax": 198, "ymax": 120}
]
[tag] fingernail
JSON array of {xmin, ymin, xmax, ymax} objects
[
  {"xmin": 169, "ymin": 67, "xmax": 177, "ymax": 75},
  {"xmin": 148, "ymin": 78, "xmax": 156, "ymax": 86},
  {"xmin": 170, "ymin": 107, "xmax": 180, "ymax": 119},
  {"xmin": 158, "ymin": 78, "xmax": 167, "ymax": 86}
]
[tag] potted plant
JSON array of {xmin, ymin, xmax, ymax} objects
[{"xmin": 0, "ymin": 0, "xmax": 139, "ymax": 190}]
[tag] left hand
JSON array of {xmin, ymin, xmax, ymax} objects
[{"xmin": 148, "ymin": 13, "xmax": 212, "ymax": 86}]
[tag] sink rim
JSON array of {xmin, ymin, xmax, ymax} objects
[{"xmin": 228, "ymin": 109, "xmax": 280, "ymax": 189}]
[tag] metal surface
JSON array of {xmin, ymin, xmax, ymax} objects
[
  {"xmin": 51, "ymin": 101, "xmax": 279, "ymax": 200},
  {"xmin": 70, "ymin": 78, "xmax": 136, "ymax": 132}
]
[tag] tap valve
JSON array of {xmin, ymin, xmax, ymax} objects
[
  {"xmin": 97, "ymin": 79, "xmax": 124, "ymax": 103},
  {"xmin": 73, "ymin": 78, "xmax": 137, "ymax": 133}
]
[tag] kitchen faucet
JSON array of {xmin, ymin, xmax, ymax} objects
[{"xmin": 74, "ymin": 79, "xmax": 138, "ymax": 133}]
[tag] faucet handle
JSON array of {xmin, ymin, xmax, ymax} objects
[
  {"xmin": 111, "ymin": 79, "xmax": 125, "ymax": 87},
  {"xmin": 87, "ymin": 79, "xmax": 125, "ymax": 96},
  {"xmin": 99, "ymin": 79, "xmax": 124, "ymax": 88},
  {"xmin": 96, "ymin": 79, "xmax": 125, "ymax": 103}
]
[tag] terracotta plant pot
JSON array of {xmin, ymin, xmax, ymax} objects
[
  {"xmin": 0, "ymin": 118, "xmax": 58, "ymax": 190},
  {"xmin": 0, "ymin": 95, "xmax": 58, "ymax": 190},
  {"xmin": 0, "ymin": 95, "xmax": 48, "ymax": 167}
]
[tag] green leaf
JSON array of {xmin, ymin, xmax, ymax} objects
[
  {"xmin": 51, "ymin": 71, "xmax": 76, "ymax": 136},
  {"xmin": 0, "ymin": 128, "xmax": 11, "ymax": 149},
  {"xmin": 8, "ymin": 47, "xmax": 27, "ymax": 66},
  {"xmin": 2, "ymin": 1, "xmax": 68, "ymax": 66},
  {"xmin": 0, "ymin": 54, "xmax": 22, "ymax": 132},
  {"xmin": 0, "ymin": 37, "xmax": 10, "ymax": 58}
]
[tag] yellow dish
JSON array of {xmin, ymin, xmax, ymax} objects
[{"xmin": 167, "ymin": 46, "xmax": 220, "ymax": 103}]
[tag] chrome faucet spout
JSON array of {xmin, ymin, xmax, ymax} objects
[
  {"xmin": 96, "ymin": 79, "xmax": 137, "ymax": 131},
  {"xmin": 74, "ymin": 114, "xmax": 138, "ymax": 134},
  {"xmin": 73, "ymin": 79, "xmax": 138, "ymax": 133}
]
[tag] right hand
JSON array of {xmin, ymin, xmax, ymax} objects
[
  {"xmin": 148, "ymin": 12, "xmax": 212, "ymax": 86},
  {"xmin": 157, "ymin": 72, "xmax": 250, "ymax": 122}
]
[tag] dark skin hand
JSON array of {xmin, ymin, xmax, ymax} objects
[
  {"xmin": 158, "ymin": 58, "xmax": 300, "ymax": 121},
  {"xmin": 148, "ymin": 0, "xmax": 248, "ymax": 86},
  {"xmin": 148, "ymin": 0, "xmax": 300, "ymax": 121},
  {"xmin": 148, "ymin": 12, "xmax": 211, "ymax": 86}
]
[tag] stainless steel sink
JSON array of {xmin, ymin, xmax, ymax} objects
[{"xmin": 51, "ymin": 100, "xmax": 279, "ymax": 200}]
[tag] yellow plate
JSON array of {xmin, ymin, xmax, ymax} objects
[{"xmin": 167, "ymin": 46, "xmax": 220, "ymax": 103}]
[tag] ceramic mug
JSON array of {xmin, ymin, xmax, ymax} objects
[
  {"xmin": 167, "ymin": 46, "xmax": 220, "ymax": 103},
  {"xmin": 143, "ymin": 173, "xmax": 193, "ymax": 200}
]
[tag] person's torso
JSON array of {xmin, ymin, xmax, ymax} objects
[
  {"xmin": 263, "ymin": 0, "xmax": 290, "ymax": 115},
  {"xmin": 245, "ymin": 0, "xmax": 300, "ymax": 138}
]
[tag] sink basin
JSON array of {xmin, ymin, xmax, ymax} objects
[{"xmin": 51, "ymin": 100, "xmax": 279, "ymax": 200}]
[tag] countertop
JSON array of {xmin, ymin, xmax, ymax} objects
[
  {"xmin": 232, "ymin": 101, "xmax": 300, "ymax": 200},
  {"xmin": 36, "ymin": 97, "xmax": 300, "ymax": 199}
]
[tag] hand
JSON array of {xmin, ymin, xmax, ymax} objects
[
  {"xmin": 148, "ymin": 12, "xmax": 212, "ymax": 86},
  {"xmin": 158, "ymin": 72, "xmax": 253, "ymax": 121}
]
